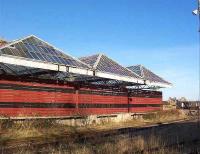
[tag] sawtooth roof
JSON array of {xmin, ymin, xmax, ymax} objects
[
  {"xmin": 80, "ymin": 54, "xmax": 140, "ymax": 79},
  {"xmin": 0, "ymin": 35, "xmax": 90, "ymax": 69},
  {"xmin": 0, "ymin": 35, "xmax": 172, "ymax": 88},
  {"xmin": 127, "ymin": 65, "xmax": 171, "ymax": 85}
]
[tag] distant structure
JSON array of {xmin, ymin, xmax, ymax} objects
[
  {"xmin": 179, "ymin": 97, "xmax": 187, "ymax": 102},
  {"xmin": 163, "ymin": 97, "xmax": 177, "ymax": 110},
  {"xmin": 0, "ymin": 39, "xmax": 8, "ymax": 47}
]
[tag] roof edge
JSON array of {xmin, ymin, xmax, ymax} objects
[
  {"xmin": 93, "ymin": 53, "xmax": 103, "ymax": 69},
  {"xmin": 145, "ymin": 80, "xmax": 173, "ymax": 88},
  {"xmin": 0, "ymin": 35, "xmax": 92, "ymax": 69}
]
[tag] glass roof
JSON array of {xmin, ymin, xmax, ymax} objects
[
  {"xmin": 127, "ymin": 65, "xmax": 171, "ymax": 85},
  {"xmin": 79, "ymin": 54, "xmax": 99, "ymax": 68},
  {"xmin": 80, "ymin": 54, "xmax": 140, "ymax": 78},
  {"xmin": 0, "ymin": 35, "xmax": 89, "ymax": 69}
]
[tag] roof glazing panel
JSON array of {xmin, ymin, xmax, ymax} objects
[
  {"xmin": 0, "ymin": 35, "xmax": 89, "ymax": 69},
  {"xmin": 80, "ymin": 54, "xmax": 139, "ymax": 78},
  {"xmin": 127, "ymin": 65, "xmax": 171, "ymax": 85},
  {"xmin": 79, "ymin": 54, "xmax": 99, "ymax": 67}
]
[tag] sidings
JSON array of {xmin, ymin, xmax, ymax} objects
[
  {"xmin": 0, "ymin": 108, "xmax": 76, "ymax": 116},
  {"xmin": 78, "ymin": 88, "xmax": 128, "ymax": 115},
  {"xmin": 129, "ymin": 97, "xmax": 162, "ymax": 104},
  {"xmin": 0, "ymin": 80, "xmax": 162, "ymax": 117},
  {"xmin": 0, "ymin": 80, "xmax": 76, "ymax": 116},
  {"xmin": 129, "ymin": 107, "xmax": 162, "ymax": 113},
  {"xmin": 128, "ymin": 90, "xmax": 162, "ymax": 112},
  {"xmin": 0, "ymin": 89, "xmax": 76, "ymax": 103}
]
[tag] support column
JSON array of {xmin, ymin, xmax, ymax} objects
[
  {"xmin": 74, "ymin": 86, "xmax": 80, "ymax": 113},
  {"xmin": 127, "ymin": 90, "xmax": 130, "ymax": 113}
]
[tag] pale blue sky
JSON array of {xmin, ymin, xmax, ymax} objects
[{"xmin": 0, "ymin": 0, "xmax": 199, "ymax": 100}]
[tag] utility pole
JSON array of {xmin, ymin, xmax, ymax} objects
[{"xmin": 192, "ymin": 0, "xmax": 200, "ymax": 127}]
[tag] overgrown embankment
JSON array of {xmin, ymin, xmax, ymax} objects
[
  {"xmin": 1, "ymin": 109, "xmax": 199, "ymax": 154},
  {"xmin": 0, "ymin": 110, "xmax": 187, "ymax": 141}
]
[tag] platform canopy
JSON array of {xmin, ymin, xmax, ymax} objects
[
  {"xmin": 127, "ymin": 65, "xmax": 172, "ymax": 88},
  {"xmin": 0, "ymin": 35, "xmax": 143, "ymax": 88},
  {"xmin": 0, "ymin": 35, "xmax": 93, "ymax": 76},
  {"xmin": 0, "ymin": 35, "xmax": 172, "ymax": 89},
  {"xmin": 79, "ymin": 54, "xmax": 143, "ymax": 84}
]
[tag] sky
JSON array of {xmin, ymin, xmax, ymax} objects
[{"xmin": 0, "ymin": 0, "xmax": 199, "ymax": 100}]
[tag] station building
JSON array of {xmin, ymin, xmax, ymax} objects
[{"xmin": 0, "ymin": 35, "xmax": 172, "ymax": 118}]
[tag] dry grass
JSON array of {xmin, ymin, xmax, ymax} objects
[
  {"xmin": 2, "ymin": 130, "xmax": 200, "ymax": 154},
  {"xmin": 91, "ymin": 109, "xmax": 188, "ymax": 131},
  {"xmin": 143, "ymin": 109, "xmax": 187, "ymax": 123},
  {"xmin": 0, "ymin": 118, "xmax": 78, "ymax": 142},
  {"xmin": 49, "ymin": 122, "xmax": 199, "ymax": 154},
  {"xmin": 0, "ymin": 110, "xmax": 188, "ymax": 141},
  {"xmin": 1, "ymin": 110, "xmax": 198, "ymax": 154}
]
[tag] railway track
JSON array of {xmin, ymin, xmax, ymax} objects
[{"xmin": 0, "ymin": 118, "xmax": 199, "ymax": 153}]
